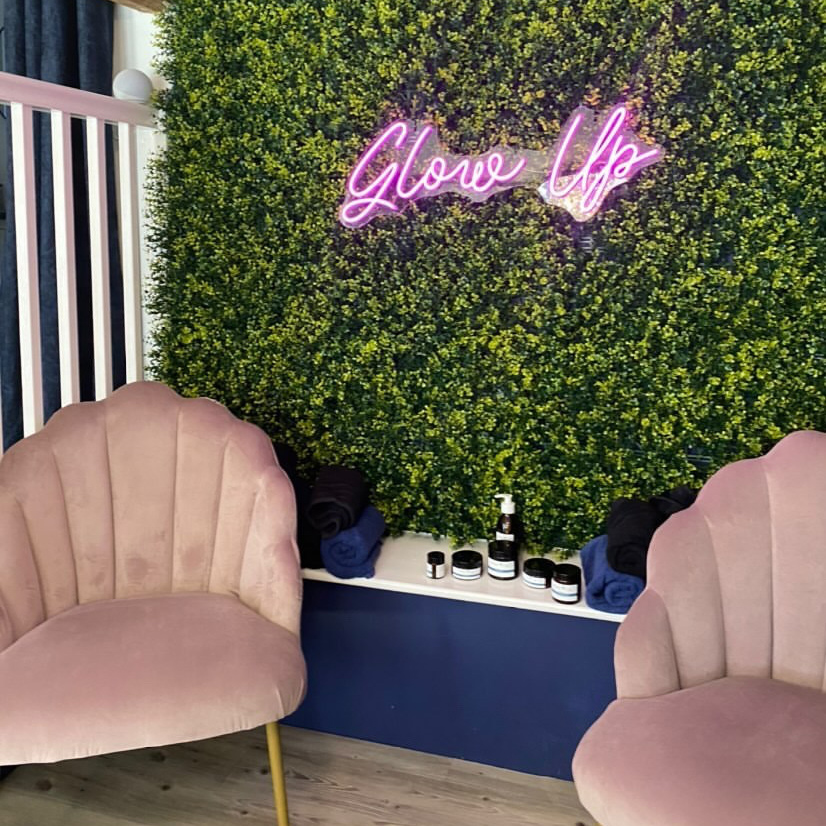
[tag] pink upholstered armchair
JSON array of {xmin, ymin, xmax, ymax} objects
[
  {"xmin": 0, "ymin": 382, "xmax": 306, "ymax": 825},
  {"xmin": 573, "ymin": 430, "xmax": 826, "ymax": 826}
]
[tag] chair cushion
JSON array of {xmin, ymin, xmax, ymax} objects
[
  {"xmin": 573, "ymin": 676, "xmax": 826, "ymax": 826},
  {"xmin": 0, "ymin": 592, "xmax": 306, "ymax": 764}
]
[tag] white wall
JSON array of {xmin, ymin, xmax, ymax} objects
[
  {"xmin": 113, "ymin": 5, "xmax": 164, "ymax": 89},
  {"xmin": 112, "ymin": 6, "xmax": 166, "ymax": 376}
]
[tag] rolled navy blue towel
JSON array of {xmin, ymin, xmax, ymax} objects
[
  {"xmin": 320, "ymin": 506, "xmax": 386, "ymax": 579},
  {"xmin": 308, "ymin": 465, "xmax": 369, "ymax": 539},
  {"xmin": 581, "ymin": 534, "xmax": 644, "ymax": 614}
]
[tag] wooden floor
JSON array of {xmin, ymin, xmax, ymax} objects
[{"xmin": 0, "ymin": 725, "xmax": 596, "ymax": 826}]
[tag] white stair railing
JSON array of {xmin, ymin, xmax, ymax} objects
[{"xmin": 0, "ymin": 70, "xmax": 158, "ymax": 454}]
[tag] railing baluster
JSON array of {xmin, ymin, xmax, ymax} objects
[
  {"xmin": 118, "ymin": 121, "xmax": 143, "ymax": 383},
  {"xmin": 85, "ymin": 115, "xmax": 112, "ymax": 400},
  {"xmin": 0, "ymin": 72, "xmax": 155, "ymax": 446},
  {"xmin": 51, "ymin": 109, "xmax": 80, "ymax": 406},
  {"xmin": 10, "ymin": 101, "xmax": 44, "ymax": 436}
]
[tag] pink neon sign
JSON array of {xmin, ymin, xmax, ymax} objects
[{"xmin": 339, "ymin": 105, "xmax": 662, "ymax": 227}]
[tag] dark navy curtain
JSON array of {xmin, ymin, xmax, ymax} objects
[{"xmin": 1, "ymin": 0, "xmax": 125, "ymax": 449}]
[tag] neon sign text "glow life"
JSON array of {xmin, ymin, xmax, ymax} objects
[{"xmin": 339, "ymin": 104, "xmax": 663, "ymax": 227}]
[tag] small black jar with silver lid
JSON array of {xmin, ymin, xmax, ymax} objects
[
  {"xmin": 426, "ymin": 551, "xmax": 446, "ymax": 579},
  {"xmin": 488, "ymin": 540, "xmax": 518, "ymax": 580},
  {"xmin": 452, "ymin": 550, "xmax": 483, "ymax": 581},
  {"xmin": 551, "ymin": 563, "xmax": 582, "ymax": 604},
  {"xmin": 522, "ymin": 557, "xmax": 555, "ymax": 589}
]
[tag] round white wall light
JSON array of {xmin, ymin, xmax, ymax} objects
[{"xmin": 112, "ymin": 69, "xmax": 154, "ymax": 104}]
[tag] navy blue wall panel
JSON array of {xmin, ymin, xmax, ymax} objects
[{"xmin": 285, "ymin": 581, "xmax": 618, "ymax": 780}]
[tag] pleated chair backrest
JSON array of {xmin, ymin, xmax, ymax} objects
[
  {"xmin": 0, "ymin": 382, "xmax": 291, "ymax": 647},
  {"xmin": 646, "ymin": 430, "xmax": 826, "ymax": 691}
]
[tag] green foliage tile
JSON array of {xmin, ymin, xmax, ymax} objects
[{"xmin": 149, "ymin": 0, "xmax": 826, "ymax": 550}]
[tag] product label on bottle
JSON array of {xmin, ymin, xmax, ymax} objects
[
  {"xmin": 551, "ymin": 581, "xmax": 580, "ymax": 602},
  {"xmin": 452, "ymin": 566, "xmax": 482, "ymax": 580},
  {"xmin": 523, "ymin": 572, "xmax": 550, "ymax": 588},
  {"xmin": 488, "ymin": 557, "xmax": 516, "ymax": 577},
  {"xmin": 495, "ymin": 531, "xmax": 515, "ymax": 542},
  {"xmin": 426, "ymin": 563, "xmax": 446, "ymax": 579}
]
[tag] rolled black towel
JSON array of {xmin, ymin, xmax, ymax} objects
[
  {"xmin": 273, "ymin": 443, "xmax": 323, "ymax": 568},
  {"xmin": 307, "ymin": 465, "xmax": 369, "ymax": 539},
  {"xmin": 650, "ymin": 484, "xmax": 697, "ymax": 517},
  {"xmin": 605, "ymin": 497, "xmax": 666, "ymax": 581},
  {"xmin": 294, "ymin": 476, "xmax": 323, "ymax": 569},
  {"xmin": 273, "ymin": 442, "xmax": 299, "ymax": 478}
]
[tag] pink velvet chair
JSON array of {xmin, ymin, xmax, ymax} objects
[
  {"xmin": 573, "ymin": 430, "xmax": 826, "ymax": 826},
  {"xmin": 0, "ymin": 381, "xmax": 306, "ymax": 825}
]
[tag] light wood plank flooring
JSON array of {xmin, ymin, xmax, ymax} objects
[{"xmin": 0, "ymin": 725, "xmax": 596, "ymax": 825}]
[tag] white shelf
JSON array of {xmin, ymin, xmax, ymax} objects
[{"xmin": 302, "ymin": 533, "xmax": 625, "ymax": 624}]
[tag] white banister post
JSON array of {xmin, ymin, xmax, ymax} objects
[
  {"xmin": 51, "ymin": 109, "xmax": 80, "ymax": 406},
  {"xmin": 0, "ymin": 71, "xmax": 156, "ymax": 438},
  {"xmin": 136, "ymin": 126, "xmax": 163, "ymax": 378},
  {"xmin": 118, "ymin": 121, "xmax": 143, "ymax": 383},
  {"xmin": 10, "ymin": 101, "xmax": 44, "ymax": 436},
  {"xmin": 86, "ymin": 115, "xmax": 113, "ymax": 400}
]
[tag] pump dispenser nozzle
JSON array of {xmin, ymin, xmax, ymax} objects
[{"xmin": 494, "ymin": 493, "xmax": 515, "ymax": 514}]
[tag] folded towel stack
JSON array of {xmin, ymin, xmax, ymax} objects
[
  {"xmin": 320, "ymin": 505, "xmax": 386, "ymax": 579},
  {"xmin": 274, "ymin": 443, "xmax": 322, "ymax": 569},
  {"xmin": 272, "ymin": 447, "xmax": 384, "ymax": 574},
  {"xmin": 605, "ymin": 498, "xmax": 663, "ymax": 581},
  {"xmin": 307, "ymin": 466, "xmax": 369, "ymax": 539},
  {"xmin": 580, "ymin": 534, "xmax": 644, "ymax": 614},
  {"xmin": 606, "ymin": 485, "xmax": 696, "ymax": 581}
]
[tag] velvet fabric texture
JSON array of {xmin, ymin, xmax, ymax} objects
[
  {"xmin": 576, "ymin": 676, "xmax": 826, "ymax": 826},
  {"xmin": 0, "ymin": 593, "xmax": 305, "ymax": 764},
  {"xmin": 0, "ymin": 382, "xmax": 306, "ymax": 764},
  {"xmin": 573, "ymin": 430, "xmax": 826, "ymax": 826}
]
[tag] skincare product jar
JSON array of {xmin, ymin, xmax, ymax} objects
[
  {"xmin": 426, "ymin": 551, "xmax": 446, "ymax": 579},
  {"xmin": 522, "ymin": 557, "xmax": 555, "ymax": 589},
  {"xmin": 452, "ymin": 550, "xmax": 483, "ymax": 581},
  {"xmin": 551, "ymin": 563, "xmax": 582, "ymax": 604},
  {"xmin": 487, "ymin": 540, "xmax": 518, "ymax": 580}
]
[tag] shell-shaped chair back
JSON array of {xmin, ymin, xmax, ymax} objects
[
  {"xmin": 0, "ymin": 382, "xmax": 300, "ymax": 651},
  {"xmin": 640, "ymin": 430, "xmax": 826, "ymax": 692}
]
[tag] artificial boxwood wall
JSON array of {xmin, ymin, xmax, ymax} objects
[{"xmin": 150, "ymin": 0, "xmax": 825, "ymax": 550}]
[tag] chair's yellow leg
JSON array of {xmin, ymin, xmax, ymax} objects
[{"xmin": 265, "ymin": 721, "xmax": 289, "ymax": 826}]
